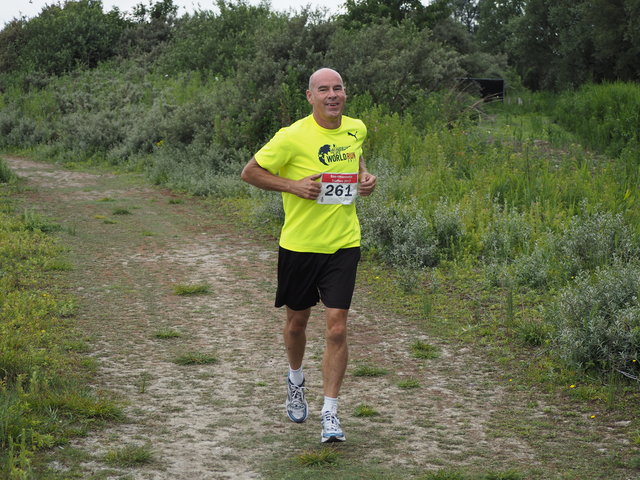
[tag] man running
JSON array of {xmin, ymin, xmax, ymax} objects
[{"xmin": 240, "ymin": 68, "xmax": 376, "ymax": 443}]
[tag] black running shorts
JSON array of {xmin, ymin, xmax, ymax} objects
[{"xmin": 275, "ymin": 247, "xmax": 361, "ymax": 311}]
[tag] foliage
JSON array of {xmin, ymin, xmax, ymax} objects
[
  {"xmin": 507, "ymin": 0, "xmax": 640, "ymax": 90},
  {"xmin": 550, "ymin": 264, "xmax": 640, "ymax": 376},
  {"xmin": 553, "ymin": 82, "xmax": 640, "ymax": 156},
  {"xmin": 0, "ymin": 180, "xmax": 121, "ymax": 477},
  {"xmin": 327, "ymin": 20, "xmax": 463, "ymax": 110},
  {"xmin": 9, "ymin": 0, "xmax": 127, "ymax": 76}
]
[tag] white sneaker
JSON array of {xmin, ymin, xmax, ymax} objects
[
  {"xmin": 320, "ymin": 411, "xmax": 345, "ymax": 443},
  {"xmin": 285, "ymin": 378, "xmax": 308, "ymax": 423}
]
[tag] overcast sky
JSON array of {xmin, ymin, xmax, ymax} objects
[{"xmin": 1, "ymin": 0, "xmax": 347, "ymax": 26}]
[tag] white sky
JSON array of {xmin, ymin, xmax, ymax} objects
[{"xmin": 1, "ymin": 0, "xmax": 347, "ymax": 26}]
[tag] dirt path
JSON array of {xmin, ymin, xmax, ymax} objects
[{"xmin": 6, "ymin": 156, "xmax": 637, "ymax": 480}]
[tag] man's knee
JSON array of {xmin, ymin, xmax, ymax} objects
[
  {"xmin": 286, "ymin": 308, "xmax": 310, "ymax": 335},
  {"xmin": 325, "ymin": 309, "xmax": 348, "ymax": 344}
]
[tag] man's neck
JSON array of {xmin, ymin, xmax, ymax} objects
[{"xmin": 313, "ymin": 112, "xmax": 342, "ymax": 130}]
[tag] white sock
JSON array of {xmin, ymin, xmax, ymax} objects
[
  {"xmin": 288, "ymin": 366, "xmax": 304, "ymax": 386},
  {"xmin": 322, "ymin": 396, "xmax": 338, "ymax": 414}
]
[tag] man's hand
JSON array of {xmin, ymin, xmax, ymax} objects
[
  {"xmin": 290, "ymin": 173, "xmax": 322, "ymax": 200},
  {"xmin": 359, "ymin": 172, "xmax": 376, "ymax": 197}
]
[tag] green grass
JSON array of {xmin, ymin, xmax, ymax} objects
[
  {"xmin": 398, "ymin": 378, "xmax": 421, "ymax": 389},
  {"xmin": 112, "ymin": 207, "xmax": 131, "ymax": 215},
  {"xmin": 154, "ymin": 328, "xmax": 182, "ymax": 339},
  {"xmin": 294, "ymin": 447, "xmax": 341, "ymax": 467},
  {"xmin": 103, "ymin": 444, "xmax": 154, "ymax": 467},
  {"xmin": 0, "ymin": 180, "xmax": 121, "ymax": 478},
  {"xmin": 353, "ymin": 404, "xmax": 379, "ymax": 417},
  {"xmin": 173, "ymin": 351, "xmax": 218, "ymax": 365},
  {"xmin": 173, "ymin": 283, "xmax": 211, "ymax": 295},
  {"xmin": 410, "ymin": 340, "xmax": 440, "ymax": 360},
  {"xmin": 351, "ymin": 364, "xmax": 388, "ymax": 377}
]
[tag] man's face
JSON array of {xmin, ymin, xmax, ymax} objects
[{"xmin": 306, "ymin": 69, "xmax": 347, "ymax": 128}]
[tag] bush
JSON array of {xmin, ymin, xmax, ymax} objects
[
  {"xmin": 361, "ymin": 198, "xmax": 439, "ymax": 269},
  {"xmin": 550, "ymin": 264, "xmax": 640, "ymax": 375},
  {"xmin": 481, "ymin": 203, "xmax": 532, "ymax": 262},
  {"xmin": 13, "ymin": 0, "xmax": 128, "ymax": 76},
  {"xmin": 557, "ymin": 208, "xmax": 638, "ymax": 279},
  {"xmin": 326, "ymin": 20, "xmax": 464, "ymax": 111}
]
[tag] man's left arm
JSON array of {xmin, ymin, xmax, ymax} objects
[{"xmin": 358, "ymin": 156, "xmax": 376, "ymax": 196}]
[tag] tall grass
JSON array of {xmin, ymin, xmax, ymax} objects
[{"xmin": 554, "ymin": 82, "xmax": 640, "ymax": 157}]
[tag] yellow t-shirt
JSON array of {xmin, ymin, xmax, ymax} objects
[{"xmin": 254, "ymin": 114, "xmax": 367, "ymax": 253}]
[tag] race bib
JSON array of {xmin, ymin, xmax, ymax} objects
[{"xmin": 316, "ymin": 173, "xmax": 358, "ymax": 205}]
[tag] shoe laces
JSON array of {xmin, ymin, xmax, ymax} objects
[
  {"xmin": 321, "ymin": 411, "xmax": 341, "ymax": 432},
  {"xmin": 288, "ymin": 382, "xmax": 306, "ymax": 408}
]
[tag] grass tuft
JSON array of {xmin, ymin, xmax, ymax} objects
[
  {"xmin": 398, "ymin": 378, "xmax": 421, "ymax": 389},
  {"xmin": 103, "ymin": 444, "xmax": 153, "ymax": 467},
  {"xmin": 173, "ymin": 351, "xmax": 218, "ymax": 365},
  {"xmin": 112, "ymin": 207, "xmax": 131, "ymax": 215},
  {"xmin": 410, "ymin": 340, "xmax": 440, "ymax": 360},
  {"xmin": 173, "ymin": 283, "xmax": 211, "ymax": 295},
  {"xmin": 154, "ymin": 328, "xmax": 182, "ymax": 339},
  {"xmin": 294, "ymin": 447, "xmax": 341, "ymax": 467},
  {"xmin": 352, "ymin": 364, "xmax": 388, "ymax": 377},
  {"xmin": 354, "ymin": 404, "xmax": 379, "ymax": 417}
]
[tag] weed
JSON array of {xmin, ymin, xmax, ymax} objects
[
  {"xmin": 354, "ymin": 404, "xmax": 379, "ymax": 417},
  {"xmin": 154, "ymin": 328, "xmax": 182, "ymax": 339},
  {"xmin": 352, "ymin": 364, "xmax": 388, "ymax": 377},
  {"xmin": 0, "ymin": 158, "xmax": 17, "ymax": 183},
  {"xmin": 398, "ymin": 378, "xmax": 421, "ymax": 389},
  {"xmin": 419, "ymin": 470, "xmax": 466, "ymax": 480},
  {"xmin": 103, "ymin": 444, "xmax": 153, "ymax": 467},
  {"xmin": 168, "ymin": 198, "xmax": 183, "ymax": 204},
  {"xmin": 294, "ymin": 447, "xmax": 341, "ymax": 467},
  {"xmin": 516, "ymin": 319, "xmax": 551, "ymax": 347},
  {"xmin": 410, "ymin": 341, "xmax": 440, "ymax": 360},
  {"xmin": 112, "ymin": 207, "xmax": 131, "ymax": 215},
  {"xmin": 136, "ymin": 372, "xmax": 153, "ymax": 394},
  {"xmin": 173, "ymin": 283, "xmax": 211, "ymax": 295},
  {"xmin": 21, "ymin": 209, "xmax": 62, "ymax": 233},
  {"xmin": 173, "ymin": 351, "xmax": 218, "ymax": 365}
]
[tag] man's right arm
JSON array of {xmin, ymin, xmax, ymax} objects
[{"xmin": 241, "ymin": 157, "xmax": 322, "ymax": 200}]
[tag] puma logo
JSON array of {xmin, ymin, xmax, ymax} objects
[{"xmin": 347, "ymin": 131, "xmax": 358, "ymax": 140}]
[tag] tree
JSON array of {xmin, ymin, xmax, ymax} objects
[
  {"xmin": 15, "ymin": 0, "xmax": 127, "ymax": 76},
  {"xmin": 326, "ymin": 20, "xmax": 463, "ymax": 108}
]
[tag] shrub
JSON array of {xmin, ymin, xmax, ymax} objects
[
  {"xmin": 481, "ymin": 203, "xmax": 531, "ymax": 262},
  {"xmin": 14, "ymin": 0, "xmax": 128, "ymax": 76},
  {"xmin": 432, "ymin": 198, "xmax": 465, "ymax": 258},
  {"xmin": 550, "ymin": 264, "xmax": 640, "ymax": 375},
  {"xmin": 361, "ymin": 198, "xmax": 439, "ymax": 269},
  {"xmin": 557, "ymin": 209, "xmax": 638, "ymax": 279}
]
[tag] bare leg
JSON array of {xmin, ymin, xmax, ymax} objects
[
  {"xmin": 322, "ymin": 308, "xmax": 348, "ymax": 398},
  {"xmin": 284, "ymin": 307, "xmax": 310, "ymax": 370}
]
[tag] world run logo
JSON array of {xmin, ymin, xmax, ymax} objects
[{"xmin": 317, "ymin": 144, "xmax": 357, "ymax": 166}]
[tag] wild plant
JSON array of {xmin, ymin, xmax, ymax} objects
[
  {"xmin": 0, "ymin": 162, "xmax": 15, "ymax": 187},
  {"xmin": 481, "ymin": 201, "xmax": 532, "ymax": 263},
  {"xmin": 550, "ymin": 263, "xmax": 640, "ymax": 377},
  {"xmin": 432, "ymin": 198, "xmax": 465, "ymax": 258},
  {"xmin": 361, "ymin": 197, "xmax": 439, "ymax": 269},
  {"xmin": 556, "ymin": 208, "xmax": 638, "ymax": 280}
]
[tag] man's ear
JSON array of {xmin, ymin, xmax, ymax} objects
[{"xmin": 306, "ymin": 89, "xmax": 313, "ymax": 104}]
